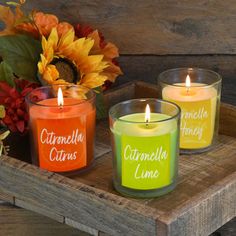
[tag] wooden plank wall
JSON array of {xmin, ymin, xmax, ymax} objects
[
  {"xmin": 22, "ymin": 0, "xmax": 236, "ymax": 105},
  {"xmin": 24, "ymin": 0, "xmax": 236, "ymax": 55}
]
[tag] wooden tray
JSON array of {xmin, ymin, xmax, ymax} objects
[{"xmin": 0, "ymin": 81, "xmax": 235, "ymax": 236}]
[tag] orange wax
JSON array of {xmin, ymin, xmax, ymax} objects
[{"xmin": 29, "ymin": 98, "xmax": 95, "ymax": 173}]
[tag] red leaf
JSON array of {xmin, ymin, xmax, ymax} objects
[
  {"xmin": 9, "ymin": 88, "xmax": 20, "ymax": 99},
  {"xmin": 21, "ymin": 87, "xmax": 33, "ymax": 96},
  {"xmin": 7, "ymin": 108, "xmax": 14, "ymax": 115},
  {"xmin": 15, "ymin": 98, "xmax": 23, "ymax": 107},
  {"xmin": 16, "ymin": 120, "xmax": 24, "ymax": 133},
  {"xmin": 4, "ymin": 97, "xmax": 12, "ymax": 105},
  {"xmin": 24, "ymin": 113, "xmax": 29, "ymax": 121},
  {"xmin": 75, "ymin": 24, "xmax": 94, "ymax": 38},
  {"xmin": 8, "ymin": 124, "xmax": 17, "ymax": 132},
  {"xmin": 0, "ymin": 81, "xmax": 12, "ymax": 93},
  {"xmin": 12, "ymin": 114, "xmax": 18, "ymax": 121},
  {"xmin": 3, "ymin": 115, "xmax": 12, "ymax": 125},
  {"xmin": 16, "ymin": 108, "xmax": 24, "ymax": 117},
  {"xmin": 10, "ymin": 102, "xmax": 16, "ymax": 109}
]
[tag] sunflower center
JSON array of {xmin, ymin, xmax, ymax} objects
[{"xmin": 52, "ymin": 58, "xmax": 80, "ymax": 84}]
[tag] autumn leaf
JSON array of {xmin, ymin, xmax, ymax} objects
[
  {"xmin": 0, "ymin": 5, "xmax": 16, "ymax": 35},
  {"xmin": 0, "ymin": 4, "xmax": 23, "ymax": 36},
  {"xmin": 0, "ymin": 130, "xmax": 10, "ymax": 156},
  {"xmin": 88, "ymin": 30, "xmax": 119, "ymax": 59},
  {"xmin": 0, "ymin": 34, "xmax": 42, "ymax": 82},
  {"xmin": 101, "ymin": 42, "xmax": 120, "ymax": 60},
  {"xmin": 0, "ymin": 105, "xmax": 6, "ymax": 118},
  {"xmin": 0, "ymin": 61, "xmax": 15, "ymax": 87},
  {"xmin": 88, "ymin": 30, "xmax": 123, "ymax": 82},
  {"xmin": 102, "ymin": 61, "xmax": 123, "ymax": 83},
  {"xmin": 0, "ymin": 130, "xmax": 10, "ymax": 140}
]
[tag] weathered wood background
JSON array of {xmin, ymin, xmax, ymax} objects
[{"xmin": 22, "ymin": 0, "xmax": 236, "ymax": 105}]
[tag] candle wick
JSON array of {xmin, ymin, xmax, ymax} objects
[
  {"xmin": 146, "ymin": 119, "xmax": 149, "ymax": 127},
  {"xmin": 186, "ymin": 87, "xmax": 190, "ymax": 95},
  {"xmin": 59, "ymin": 104, "xmax": 63, "ymax": 109}
]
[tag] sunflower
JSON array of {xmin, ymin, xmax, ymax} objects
[{"xmin": 37, "ymin": 27, "xmax": 108, "ymax": 91}]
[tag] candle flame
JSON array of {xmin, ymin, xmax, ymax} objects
[
  {"xmin": 145, "ymin": 104, "xmax": 151, "ymax": 123},
  {"xmin": 185, "ymin": 75, "xmax": 191, "ymax": 88},
  {"xmin": 57, "ymin": 87, "xmax": 64, "ymax": 107}
]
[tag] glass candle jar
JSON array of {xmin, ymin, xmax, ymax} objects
[
  {"xmin": 26, "ymin": 85, "xmax": 96, "ymax": 175},
  {"xmin": 109, "ymin": 99, "xmax": 180, "ymax": 198},
  {"xmin": 158, "ymin": 68, "xmax": 222, "ymax": 154}
]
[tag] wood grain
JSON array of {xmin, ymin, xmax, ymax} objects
[
  {"xmin": 0, "ymin": 155, "xmax": 158, "ymax": 236},
  {"xmin": 74, "ymin": 131, "xmax": 236, "ymax": 236},
  {"xmin": 65, "ymin": 218, "xmax": 98, "ymax": 236},
  {"xmin": 24, "ymin": 0, "xmax": 236, "ymax": 54},
  {"xmin": 0, "ymin": 204, "xmax": 88, "ymax": 236},
  {"xmin": 14, "ymin": 199, "xmax": 64, "ymax": 223},
  {"xmin": 0, "ymin": 191, "xmax": 14, "ymax": 204},
  {"xmin": 0, "ymin": 82, "xmax": 235, "ymax": 236},
  {"xmin": 0, "ymin": 200, "xmax": 234, "ymax": 236}
]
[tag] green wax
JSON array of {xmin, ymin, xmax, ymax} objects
[{"xmin": 111, "ymin": 113, "xmax": 178, "ymax": 190}]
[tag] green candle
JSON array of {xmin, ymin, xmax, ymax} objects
[{"xmin": 111, "ymin": 112, "xmax": 178, "ymax": 190}]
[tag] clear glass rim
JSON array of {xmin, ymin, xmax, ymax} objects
[
  {"xmin": 109, "ymin": 98, "xmax": 181, "ymax": 124},
  {"xmin": 26, "ymin": 84, "xmax": 95, "ymax": 107},
  {"xmin": 158, "ymin": 67, "xmax": 222, "ymax": 88}
]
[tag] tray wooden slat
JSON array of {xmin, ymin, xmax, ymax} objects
[
  {"xmin": 0, "ymin": 81, "xmax": 235, "ymax": 236},
  {"xmin": 0, "ymin": 203, "xmax": 88, "ymax": 236}
]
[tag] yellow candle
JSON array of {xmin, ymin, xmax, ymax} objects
[{"xmin": 162, "ymin": 75, "xmax": 217, "ymax": 149}]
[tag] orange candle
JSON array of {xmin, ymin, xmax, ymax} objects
[{"xmin": 27, "ymin": 86, "xmax": 96, "ymax": 174}]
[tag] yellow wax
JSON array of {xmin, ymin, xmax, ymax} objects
[{"xmin": 162, "ymin": 83, "xmax": 217, "ymax": 149}]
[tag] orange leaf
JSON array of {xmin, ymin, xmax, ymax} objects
[
  {"xmin": 102, "ymin": 61, "xmax": 123, "ymax": 82},
  {"xmin": 101, "ymin": 42, "xmax": 119, "ymax": 60},
  {"xmin": 87, "ymin": 30, "xmax": 102, "ymax": 53}
]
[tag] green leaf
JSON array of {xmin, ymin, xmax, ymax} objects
[
  {"xmin": 0, "ymin": 105, "xmax": 6, "ymax": 118},
  {"xmin": 0, "ymin": 130, "xmax": 10, "ymax": 140},
  {"xmin": 0, "ymin": 61, "xmax": 15, "ymax": 87},
  {"xmin": 95, "ymin": 87, "xmax": 107, "ymax": 119},
  {"xmin": 0, "ymin": 144, "xmax": 3, "ymax": 156},
  {"xmin": 6, "ymin": 1, "xmax": 20, "ymax": 7},
  {"xmin": 0, "ymin": 34, "xmax": 42, "ymax": 83}
]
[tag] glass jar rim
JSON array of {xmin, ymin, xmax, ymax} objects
[
  {"xmin": 158, "ymin": 67, "xmax": 222, "ymax": 88},
  {"xmin": 26, "ymin": 84, "xmax": 96, "ymax": 107},
  {"xmin": 109, "ymin": 98, "xmax": 181, "ymax": 124}
]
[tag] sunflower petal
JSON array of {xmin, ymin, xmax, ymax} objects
[
  {"xmin": 38, "ymin": 54, "xmax": 47, "ymax": 74},
  {"xmin": 38, "ymin": 23, "xmax": 111, "ymax": 89},
  {"xmin": 48, "ymin": 27, "xmax": 58, "ymax": 50},
  {"xmin": 80, "ymin": 55, "xmax": 108, "ymax": 74},
  {"xmin": 42, "ymin": 65, "xmax": 59, "ymax": 83},
  {"xmin": 81, "ymin": 73, "xmax": 107, "ymax": 89},
  {"xmin": 0, "ymin": 5, "xmax": 16, "ymax": 35},
  {"xmin": 58, "ymin": 28, "xmax": 75, "ymax": 53},
  {"xmin": 82, "ymin": 37, "xmax": 95, "ymax": 56},
  {"xmin": 61, "ymin": 37, "xmax": 86, "ymax": 59},
  {"xmin": 87, "ymin": 30, "xmax": 101, "ymax": 53}
]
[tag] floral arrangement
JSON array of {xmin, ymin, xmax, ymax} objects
[{"xmin": 0, "ymin": 1, "xmax": 122, "ymax": 154}]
